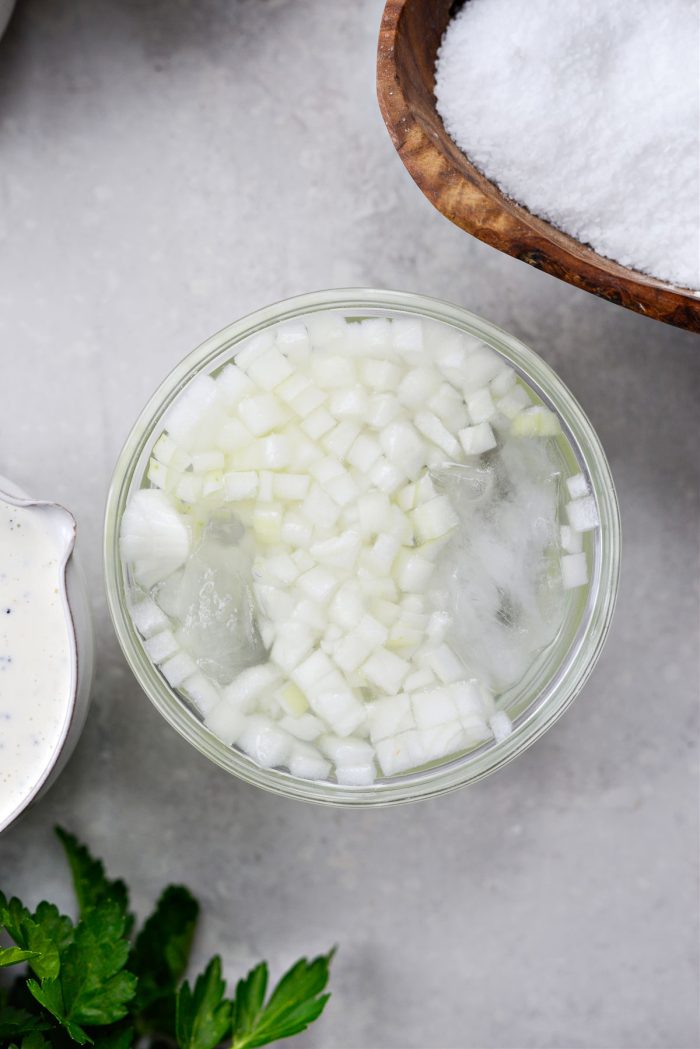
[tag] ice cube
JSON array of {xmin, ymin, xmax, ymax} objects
[{"xmin": 173, "ymin": 515, "xmax": 265, "ymax": 685}]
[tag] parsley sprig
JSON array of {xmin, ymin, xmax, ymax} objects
[{"xmin": 0, "ymin": 828, "xmax": 334, "ymax": 1049}]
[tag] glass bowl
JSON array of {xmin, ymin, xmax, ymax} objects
[{"xmin": 104, "ymin": 289, "xmax": 620, "ymax": 806}]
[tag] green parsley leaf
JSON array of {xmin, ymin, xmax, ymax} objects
[
  {"xmin": 230, "ymin": 949, "xmax": 334, "ymax": 1049},
  {"xmin": 0, "ymin": 947, "xmax": 38, "ymax": 967},
  {"xmin": 0, "ymin": 1006, "xmax": 52, "ymax": 1039},
  {"xmin": 20, "ymin": 1032, "xmax": 52, "ymax": 1049},
  {"xmin": 229, "ymin": 963, "xmax": 268, "ymax": 1043},
  {"xmin": 27, "ymin": 977, "xmax": 88, "ymax": 1044},
  {"xmin": 26, "ymin": 900, "xmax": 137, "ymax": 1044},
  {"xmin": 1, "ymin": 830, "xmax": 334, "ymax": 1049},
  {"xmin": 55, "ymin": 827, "xmax": 131, "ymax": 931},
  {"xmin": 175, "ymin": 956, "xmax": 233, "ymax": 1049},
  {"xmin": 130, "ymin": 885, "xmax": 199, "ymax": 1019},
  {"xmin": 56, "ymin": 900, "xmax": 137, "ymax": 1025},
  {"xmin": 0, "ymin": 893, "xmax": 73, "ymax": 981}
]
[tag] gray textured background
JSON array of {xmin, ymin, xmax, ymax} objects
[{"xmin": 0, "ymin": 2, "xmax": 698, "ymax": 1047}]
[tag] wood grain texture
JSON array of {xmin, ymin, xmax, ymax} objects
[{"xmin": 376, "ymin": 0, "xmax": 700, "ymax": 333}]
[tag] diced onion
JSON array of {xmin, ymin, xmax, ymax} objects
[{"xmin": 122, "ymin": 311, "xmax": 598, "ymax": 787}]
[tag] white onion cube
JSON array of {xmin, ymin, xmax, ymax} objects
[
  {"xmin": 310, "ymin": 530, "xmax": 361, "ymax": 569},
  {"xmin": 281, "ymin": 511, "xmax": 313, "ymax": 547},
  {"xmin": 175, "ymin": 474, "xmax": 202, "ymax": 505},
  {"xmin": 414, "ymin": 411, "xmax": 460, "ymax": 459},
  {"xmin": 246, "ymin": 347, "xmax": 294, "ymax": 391},
  {"xmin": 238, "ymin": 716, "xmax": 292, "ymax": 768},
  {"xmin": 397, "ymin": 367, "xmax": 442, "ymax": 407},
  {"xmin": 238, "ymin": 393, "xmax": 289, "ymax": 436},
  {"xmin": 292, "ymin": 598, "xmax": 327, "ymax": 633},
  {"xmin": 271, "ymin": 623, "xmax": 315, "ymax": 673},
  {"xmin": 276, "ymin": 372, "xmax": 310, "ymax": 405},
  {"xmin": 319, "ymin": 734, "xmax": 374, "ymax": 765},
  {"xmin": 566, "ymin": 495, "xmax": 600, "ymax": 532},
  {"xmin": 561, "ymin": 552, "xmax": 589, "ymax": 589},
  {"xmin": 336, "ymin": 764, "xmax": 376, "ymax": 786},
  {"xmin": 511, "ymin": 406, "xmax": 561, "ymax": 437},
  {"xmin": 311, "ymin": 683, "xmax": 366, "ymax": 737},
  {"xmin": 379, "ymin": 420, "xmax": 427, "ymax": 480},
  {"xmin": 223, "ymin": 664, "xmax": 281, "ymax": 712},
  {"xmin": 368, "ymin": 533, "xmax": 401, "ymax": 575},
  {"xmin": 322, "ymin": 421, "xmax": 362, "ymax": 459},
  {"xmin": 496, "ymin": 385, "xmax": 531, "ymax": 420},
  {"xmin": 130, "ymin": 597, "xmax": 170, "ymax": 639},
  {"xmin": 332, "ymin": 631, "xmax": 372, "ymax": 674},
  {"xmin": 458, "ymin": 422, "xmax": 497, "ymax": 456},
  {"xmin": 460, "ymin": 347, "xmax": 504, "ymax": 393},
  {"xmin": 273, "ymin": 473, "xmax": 310, "ymax": 501},
  {"xmin": 490, "ymin": 710, "xmax": 513, "ymax": 742},
  {"xmin": 427, "ymin": 643, "xmax": 466, "ymax": 684},
  {"xmin": 411, "ymin": 496, "xmax": 459, "ymax": 542},
  {"xmin": 428, "ymin": 384, "xmax": 469, "ymax": 431},
  {"xmin": 351, "ymin": 316, "xmax": 391, "ymax": 355},
  {"xmin": 395, "ymin": 551, "xmax": 434, "ymax": 593},
  {"xmin": 297, "ymin": 566, "xmax": 339, "ymax": 604},
  {"xmin": 419, "ymin": 721, "xmax": 466, "ymax": 762},
  {"xmin": 275, "ymin": 319, "xmax": 310, "ymax": 350},
  {"xmin": 329, "ymin": 583, "xmax": 365, "ymax": 630},
  {"xmin": 367, "ymin": 694, "xmax": 414, "ymax": 743},
  {"xmin": 205, "ymin": 701, "xmax": 245, "ymax": 745},
  {"xmin": 216, "ymin": 364, "xmax": 256, "ymax": 406},
  {"xmin": 391, "ymin": 316, "xmax": 424, "ymax": 354},
  {"xmin": 311, "ymin": 355, "xmax": 357, "ymax": 388},
  {"xmin": 566, "ymin": 473, "xmax": 590, "ymax": 499},
  {"xmin": 301, "ymin": 407, "xmax": 336, "ymax": 440},
  {"xmin": 360, "ymin": 357, "xmax": 402, "ymax": 391},
  {"xmin": 403, "ymin": 667, "xmax": 436, "ymax": 692},
  {"xmin": 369, "ymin": 457, "xmax": 406, "ymax": 494},
  {"xmin": 144, "ymin": 630, "xmax": 179, "ymax": 663},
  {"xmin": 216, "ymin": 418, "xmax": 253, "ymax": 453},
  {"xmin": 326, "ymin": 471, "xmax": 360, "ymax": 507},
  {"xmin": 163, "ymin": 374, "xmax": 219, "ymax": 445},
  {"xmin": 362, "ymin": 647, "xmax": 410, "ymax": 695},
  {"xmin": 366, "ymin": 393, "xmax": 401, "ymax": 429},
  {"xmin": 253, "ymin": 503, "xmax": 283, "ymax": 544},
  {"xmin": 560, "ymin": 525, "xmax": 583, "ymax": 554},
  {"xmin": 288, "ymin": 741, "xmax": 331, "ymax": 780},
  {"xmin": 490, "ymin": 366, "xmax": 517, "ymax": 397},
  {"xmin": 411, "ymin": 686, "xmax": 459, "ymax": 729},
  {"xmin": 235, "ymin": 331, "xmax": 274, "ymax": 371},
  {"xmin": 301, "ymin": 485, "xmax": 341, "ymax": 530},
  {"xmin": 329, "ymin": 386, "xmax": 369, "ymax": 418},
  {"xmin": 223, "ymin": 471, "xmax": 258, "ymax": 502},
  {"xmin": 160, "ymin": 651, "xmax": 197, "ymax": 688},
  {"xmin": 291, "ymin": 649, "xmax": 335, "ymax": 691},
  {"xmin": 281, "ymin": 713, "xmax": 324, "ymax": 741},
  {"xmin": 275, "ymin": 681, "xmax": 309, "ymax": 717},
  {"xmin": 309, "ymin": 456, "xmax": 344, "ymax": 484},
  {"xmin": 450, "ymin": 680, "xmax": 483, "ymax": 722},
  {"xmin": 466, "ymin": 388, "xmax": 496, "ymax": 424},
  {"xmin": 375, "ymin": 730, "xmax": 425, "ymax": 776},
  {"xmin": 290, "ymin": 383, "xmax": 326, "ymax": 418},
  {"xmin": 347, "ymin": 434, "xmax": 382, "ymax": 472}
]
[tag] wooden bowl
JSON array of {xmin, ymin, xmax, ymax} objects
[{"xmin": 377, "ymin": 0, "xmax": 700, "ymax": 333}]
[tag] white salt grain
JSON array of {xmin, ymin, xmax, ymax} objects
[{"xmin": 435, "ymin": 0, "xmax": 700, "ymax": 289}]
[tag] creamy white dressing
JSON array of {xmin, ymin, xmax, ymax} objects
[{"xmin": 0, "ymin": 498, "xmax": 73, "ymax": 827}]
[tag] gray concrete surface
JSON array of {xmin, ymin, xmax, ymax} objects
[{"xmin": 0, "ymin": 2, "xmax": 698, "ymax": 1046}]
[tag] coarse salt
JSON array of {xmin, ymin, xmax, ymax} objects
[{"xmin": 435, "ymin": 0, "xmax": 700, "ymax": 289}]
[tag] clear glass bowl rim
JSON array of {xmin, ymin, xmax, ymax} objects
[{"xmin": 104, "ymin": 288, "xmax": 621, "ymax": 807}]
